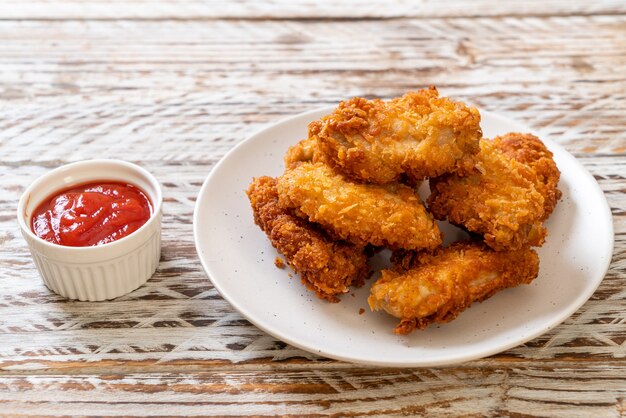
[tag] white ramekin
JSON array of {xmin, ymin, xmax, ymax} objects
[{"xmin": 17, "ymin": 159, "xmax": 163, "ymax": 301}]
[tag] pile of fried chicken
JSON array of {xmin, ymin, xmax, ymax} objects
[{"xmin": 247, "ymin": 87, "xmax": 561, "ymax": 335}]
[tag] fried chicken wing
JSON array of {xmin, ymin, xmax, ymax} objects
[
  {"xmin": 368, "ymin": 241, "xmax": 539, "ymax": 334},
  {"xmin": 494, "ymin": 133, "xmax": 562, "ymax": 218},
  {"xmin": 276, "ymin": 162, "xmax": 442, "ymax": 250},
  {"xmin": 247, "ymin": 176, "xmax": 368, "ymax": 302},
  {"xmin": 428, "ymin": 133, "xmax": 561, "ymax": 251},
  {"xmin": 309, "ymin": 87, "xmax": 482, "ymax": 184}
]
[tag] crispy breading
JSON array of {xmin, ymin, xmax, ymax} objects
[
  {"xmin": 427, "ymin": 134, "xmax": 561, "ymax": 251},
  {"xmin": 368, "ymin": 241, "xmax": 539, "ymax": 334},
  {"xmin": 494, "ymin": 133, "xmax": 562, "ymax": 218},
  {"xmin": 309, "ymin": 87, "xmax": 482, "ymax": 184},
  {"xmin": 276, "ymin": 162, "xmax": 442, "ymax": 250},
  {"xmin": 284, "ymin": 136, "xmax": 325, "ymax": 169},
  {"xmin": 247, "ymin": 176, "xmax": 368, "ymax": 302}
]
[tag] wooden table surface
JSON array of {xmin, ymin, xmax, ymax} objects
[{"xmin": 1, "ymin": 1, "xmax": 625, "ymax": 416}]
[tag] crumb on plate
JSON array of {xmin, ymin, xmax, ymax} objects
[{"xmin": 274, "ymin": 257, "xmax": 286, "ymax": 269}]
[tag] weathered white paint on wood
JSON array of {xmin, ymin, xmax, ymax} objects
[
  {"xmin": 1, "ymin": 367, "xmax": 625, "ymax": 417},
  {"xmin": 0, "ymin": 17, "xmax": 624, "ymax": 164},
  {"xmin": 0, "ymin": 1, "xmax": 624, "ymax": 416},
  {"xmin": 1, "ymin": 0, "xmax": 625, "ymax": 20}
]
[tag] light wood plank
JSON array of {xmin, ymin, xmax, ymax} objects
[
  {"xmin": 0, "ymin": 17, "xmax": 624, "ymax": 163},
  {"xmin": 0, "ymin": 367, "xmax": 624, "ymax": 417},
  {"xmin": 0, "ymin": 0, "xmax": 625, "ymax": 20}
]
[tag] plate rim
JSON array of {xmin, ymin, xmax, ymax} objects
[{"xmin": 192, "ymin": 106, "xmax": 614, "ymax": 367}]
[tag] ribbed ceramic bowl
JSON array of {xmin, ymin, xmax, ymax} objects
[{"xmin": 17, "ymin": 159, "xmax": 163, "ymax": 301}]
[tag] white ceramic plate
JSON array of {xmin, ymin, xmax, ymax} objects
[{"xmin": 193, "ymin": 107, "xmax": 613, "ymax": 367}]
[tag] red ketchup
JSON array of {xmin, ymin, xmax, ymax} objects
[{"xmin": 31, "ymin": 181, "xmax": 152, "ymax": 247}]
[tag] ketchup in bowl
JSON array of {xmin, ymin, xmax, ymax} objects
[{"xmin": 31, "ymin": 181, "xmax": 152, "ymax": 247}]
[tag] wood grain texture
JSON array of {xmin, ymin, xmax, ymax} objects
[
  {"xmin": 1, "ymin": 367, "xmax": 625, "ymax": 417},
  {"xmin": 0, "ymin": 16, "xmax": 625, "ymax": 162},
  {"xmin": 1, "ymin": 0, "xmax": 625, "ymax": 20},
  {"xmin": 0, "ymin": 1, "xmax": 624, "ymax": 416}
]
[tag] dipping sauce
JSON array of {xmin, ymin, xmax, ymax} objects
[{"xmin": 31, "ymin": 182, "xmax": 152, "ymax": 247}]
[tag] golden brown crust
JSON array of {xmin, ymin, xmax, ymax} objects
[
  {"xmin": 310, "ymin": 86, "xmax": 482, "ymax": 184},
  {"xmin": 428, "ymin": 135, "xmax": 560, "ymax": 251},
  {"xmin": 275, "ymin": 162, "xmax": 442, "ymax": 250},
  {"xmin": 284, "ymin": 136, "xmax": 326, "ymax": 169},
  {"xmin": 368, "ymin": 241, "xmax": 539, "ymax": 334},
  {"xmin": 247, "ymin": 176, "xmax": 368, "ymax": 302},
  {"xmin": 493, "ymin": 133, "xmax": 562, "ymax": 218}
]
